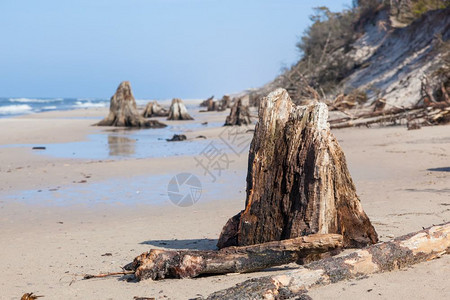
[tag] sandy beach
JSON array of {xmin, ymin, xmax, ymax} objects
[{"xmin": 0, "ymin": 106, "xmax": 449, "ymax": 299}]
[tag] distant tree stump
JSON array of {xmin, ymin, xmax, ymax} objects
[
  {"xmin": 218, "ymin": 88, "xmax": 378, "ymax": 249},
  {"xmin": 200, "ymin": 95, "xmax": 232, "ymax": 112},
  {"xmin": 96, "ymin": 81, "xmax": 167, "ymax": 128},
  {"xmin": 200, "ymin": 95, "xmax": 214, "ymax": 107},
  {"xmin": 219, "ymin": 95, "xmax": 232, "ymax": 110},
  {"xmin": 224, "ymin": 99, "xmax": 252, "ymax": 126},
  {"xmin": 142, "ymin": 101, "xmax": 168, "ymax": 118},
  {"xmin": 167, "ymin": 98, "xmax": 194, "ymax": 120}
]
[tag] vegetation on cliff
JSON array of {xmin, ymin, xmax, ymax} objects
[{"xmin": 252, "ymin": 0, "xmax": 449, "ymax": 110}]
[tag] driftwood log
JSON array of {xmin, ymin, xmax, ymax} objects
[
  {"xmin": 224, "ymin": 99, "xmax": 252, "ymax": 126},
  {"xmin": 128, "ymin": 234, "xmax": 343, "ymax": 280},
  {"xmin": 167, "ymin": 98, "xmax": 194, "ymax": 120},
  {"xmin": 218, "ymin": 88, "xmax": 377, "ymax": 249},
  {"xmin": 96, "ymin": 81, "xmax": 167, "ymax": 128},
  {"xmin": 329, "ymin": 104, "xmax": 450, "ymax": 129},
  {"xmin": 142, "ymin": 101, "xmax": 168, "ymax": 118},
  {"xmin": 206, "ymin": 222, "xmax": 450, "ymax": 300}
]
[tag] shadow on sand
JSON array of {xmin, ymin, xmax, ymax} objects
[
  {"xmin": 427, "ymin": 167, "xmax": 450, "ymax": 172},
  {"xmin": 140, "ymin": 238, "xmax": 218, "ymax": 250}
]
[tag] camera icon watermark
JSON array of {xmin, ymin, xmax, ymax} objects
[{"xmin": 167, "ymin": 173, "xmax": 202, "ymax": 207}]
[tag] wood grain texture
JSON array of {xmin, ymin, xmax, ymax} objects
[
  {"xmin": 130, "ymin": 234, "xmax": 343, "ymax": 281},
  {"xmin": 218, "ymin": 88, "xmax": 377, "ymax": 249},
  {"xmin": 207, "ymin": 222, "xmax": 450, "ymax": 299},
  {"xmin": 96, "ymin": 81, "xmax": 167, "ymax": 128}
]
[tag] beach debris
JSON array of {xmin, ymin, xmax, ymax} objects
[
  {"xmin": 101, "ymin": 253, "xmax": 112, "ymax": 256},
  {"xmin": 142, "ymin": 101, "xmax": 168, "ymax": 118},
  {"xmin": 83, "ymin": 270, "xmax": 134, "ymax": 280},
  {"xmin": 218, "ymin": 88, "xmax": 377, "ymax": 249},
  {"xmin": 128, "ymin": 234, "xmax": 343, "ymax": 280},
  {"xmin": 167, "ymin": 98, "xmax": 194, "ymax": 120},
  {"xmin": 328, "ymin": 74, "xmax": 450, "ymax": 129},
  {"xmin": 205, "ymin": 222, "xmax": 450, "ymax": 300},
  {"xmin": 201, "ymin": 121, "xmax": 208, "ymax": 125},
  {"xmin": 32, "ymin": 146, "xmax": 46, "ymax": 150},
  {"xmin": 195, "ymin": 135, "xmax": 207, "ymax": 139},
  {"xmin": 96, "ymin": 81, "xmax": 167, "ymax": 128},
  {"xmin": 166, "ymin": 134, "xmax": 187, "ymax": 142},
  {"xmin": 407, "ymin": 120, "xmax": 421, "ymax": 130},
  {"xmin": 133, "ymin": 297, "xmax": 155, "ymax": 300},
  {"xmin": 21, "ymin": 293, "xmax": 43, "ymax": 300},
  {"xmin": 329, "ymin": 101, "xmax": 450, "ymax": 129},
  {"xmin": 224, "ymin": 99, "xmax": 251, "ymax": 126}
]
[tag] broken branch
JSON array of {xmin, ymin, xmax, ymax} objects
[{"xmin": 205, "ymin": 222, "xmax": 450, "ymax": 299}]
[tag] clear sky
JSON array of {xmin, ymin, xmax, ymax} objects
[{"xmin": 0, "ymin": 0, "xmax": 351, "ymax": 99}]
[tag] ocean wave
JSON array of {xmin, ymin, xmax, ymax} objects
[
  {"xmin": 42, "ymin": 106, "xmax": 57, "ymax": 110},
  {"xmin": 9, "ymin": 98, "xmax": 63, "ymax": 103},
  {"xmin": 73, "ymin": 101, "xmax": 107, "ymax": 108},
  {"xmin": 0, "ymin": 104, "xmax": 33, "ymax": 115},
  {"xmin": 136, "ymin": 99, "xmax": 172, "ymax": 106},
  {"xmin": 135, "ymin": 99, "xmax": 150, "ymax": 106}
]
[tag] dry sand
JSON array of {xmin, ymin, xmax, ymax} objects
[{"xmin": 0, "ymin": 107, "xmax": 449, "ymax": 299}]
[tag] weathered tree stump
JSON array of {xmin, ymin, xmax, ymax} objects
[
  {"xmin": 200, "ymin": 95, "xmax": 232, "ymax": 112},
  {"xmin": 142, "ymin": 101, "xmax": 168, "ymax": 118},
  {"xmin": 219, "ymin": 95, "xmax": 232, "ymax": 110},
  {"xmin": 218, "ymin": 88, "xmax": 378, "ymax": 249},
  {"xmin": 128, "ymin": 234, "xmax": 343, "ymax": 280},
  {"xmin": 167, "ymin": 98, "xmax": 194, "ymax": 120},
  {"xmin": 200, "ymin": 95, "xmax": 214, "ymax": 107},
  {"xmin": 96, "ymin": 81, "xmax": 167, "ymax": 128},
  {"xmin": 224, "ymin": 99, "xmax": 252, "ymax": 126},
  {"xmin": 207, "ymin": 222, "xmax": 450, "ymax": 299}
]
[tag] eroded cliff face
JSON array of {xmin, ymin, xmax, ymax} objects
[
  {"xmin": 253, "ymin": 7, "xmax": 449, "ymax": 109},
  {"xmin": 343, "ymin": 8, "xmax": 449, "ymax": 107}
]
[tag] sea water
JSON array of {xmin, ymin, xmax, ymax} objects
[
  {"xmin": 0, "ymin": 97, "xmax": 110, "ymax": 117},
  {"xmin": 0, "ymin": 97, "xmax": 179, "ymax": 117}
]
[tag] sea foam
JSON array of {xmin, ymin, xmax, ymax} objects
[
  {"xmin": 0, "ymin": 104, "xmax": 33, "ymax": 115},
  {"xmin": 73, "ymin": 101, "xmax": 107, "ymax": 108},
  {"xmin": 9, "ymin": 98, "xmax": 63, "ymax": 103}
]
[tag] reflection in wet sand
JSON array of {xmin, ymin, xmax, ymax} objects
[{"xmin": 108, "ymin": 135, "xmax": 136, "ymax": 156}]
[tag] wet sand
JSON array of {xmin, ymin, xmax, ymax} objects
[{"xmin": 0, "ymin": 107, "xmax": 449, "ymax": 299}]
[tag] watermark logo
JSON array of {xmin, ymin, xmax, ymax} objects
[
  {"xmin": 167, "ymin": 126, "xmax": 253, "ymax": 206},
  {"xmin": 194, "ymin": 126, "xmax": 253, "ymax": 182},
  {"xmin": 218, "ymin": 126, "xmax": 253, "ymax": 156},
  {"xmin": 194, "ymin": 141, "xmax": 234, "ymax": 182},
  {"xmin": 167, "ymin": 173, "xmax": 202, "ymax": 207}
]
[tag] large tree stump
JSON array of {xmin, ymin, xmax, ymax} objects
[
  {"xmin": 128, "ymin": 234, "xmax": 343, "ymax": 280},
  {"xmin": 142, "ymin": 101, "xmax": 168, "ymax": 118},
  {"xmin": 218, "ymin": 88, "xmax": 377, "ymax": 249},
  {"xmin": 224, "ymin": 99, "xmax": 252, "ymax": 126},
  {"xmin": 167, "ymin": 98, "xmax": 194, "ymax": 120},
  {"xmin": 96, "ymin": 81, "xmax": 167, "ymax": 128},
  {"xmin": 206, "ymin": 222, "xmax": 450, "ymax": 299}
]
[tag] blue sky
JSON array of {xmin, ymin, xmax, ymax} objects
[{"xmin": 0, "ymin": 0, "xmax": 351, "ymax": 99}]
